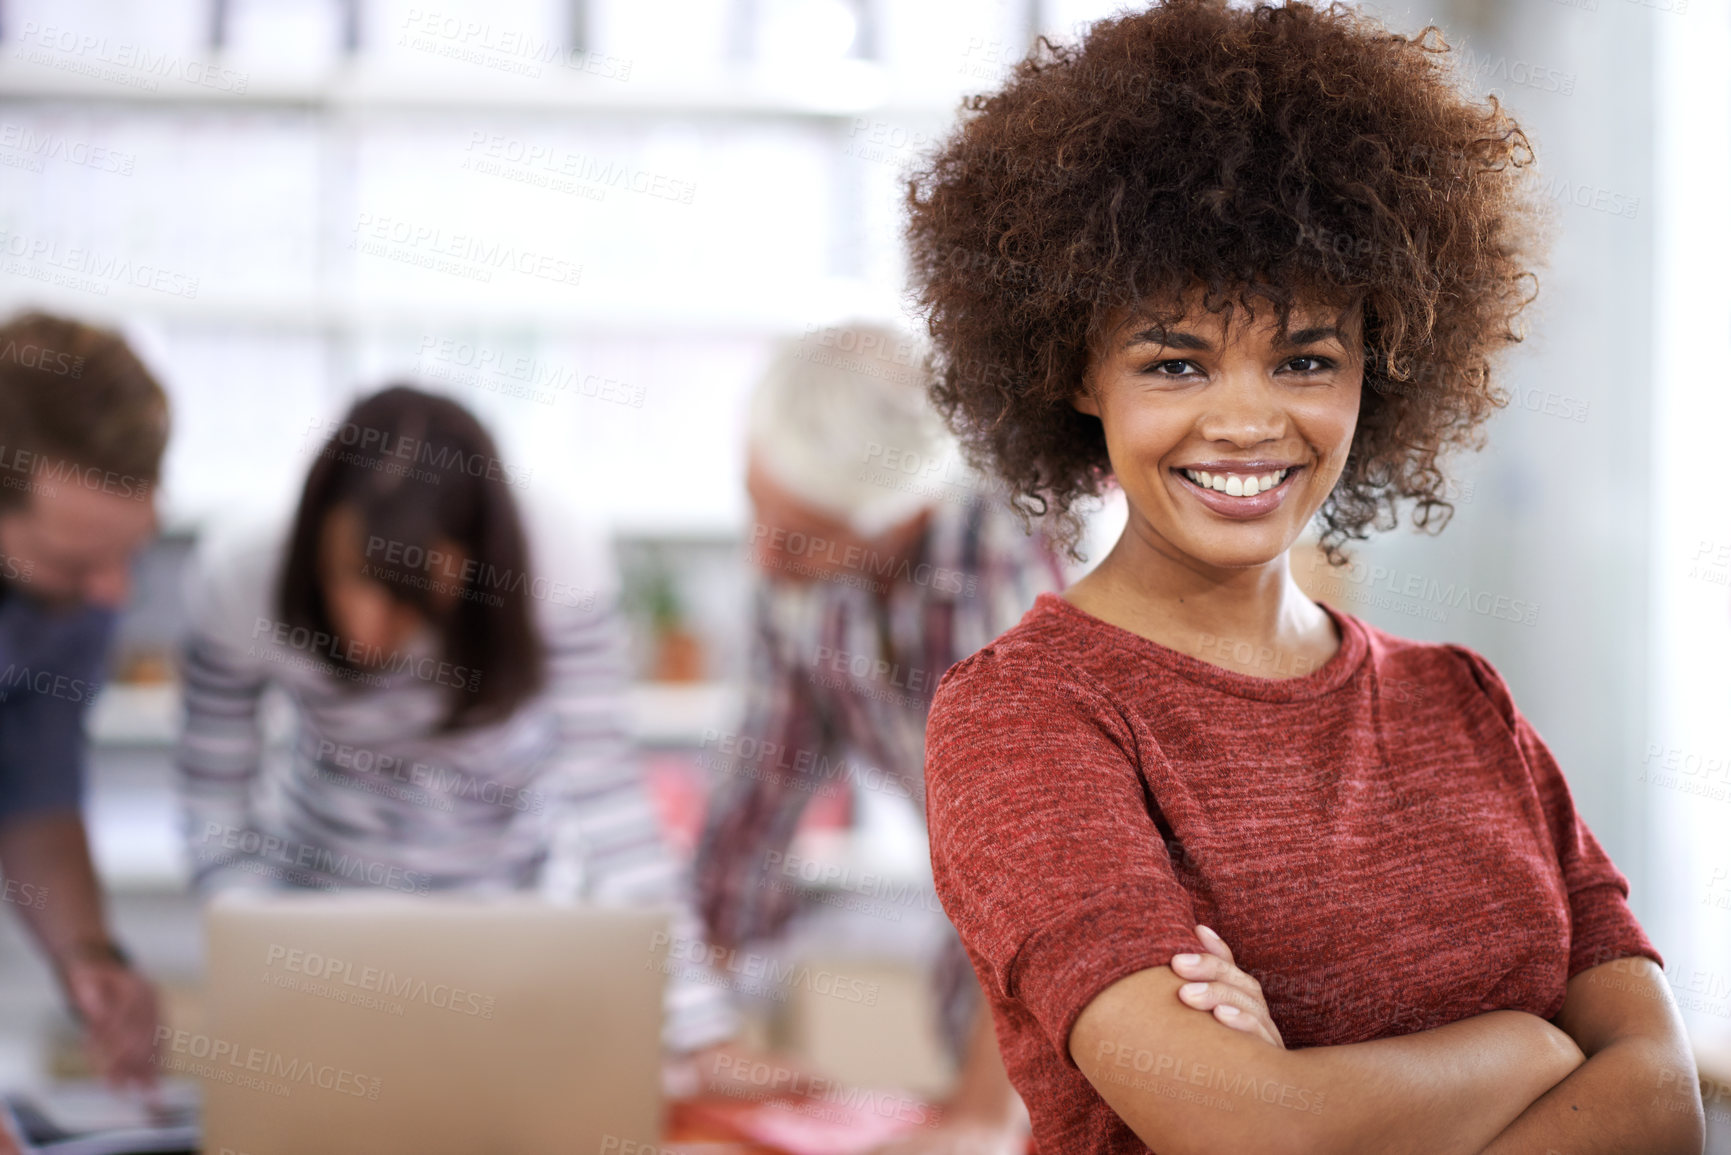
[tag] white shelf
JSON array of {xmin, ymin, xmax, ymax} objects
[
  {"xmin": 0, "ymin": 278, "xmax": 908, "ymax": 336},
  {"xmin": 0, "ymin": 60, "xmax": 955, "ymax": 119}
]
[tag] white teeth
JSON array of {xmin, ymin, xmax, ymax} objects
[{"xmin": 1182, "ymin": 467, "xmax": 1292, "ymax": 497}]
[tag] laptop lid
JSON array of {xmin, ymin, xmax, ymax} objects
[{"xmin": 196, "ymin": 891, "xmax": 667, "ymax": 1155}]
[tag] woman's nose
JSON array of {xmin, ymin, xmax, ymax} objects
[{"xmin": 1196, "ymin": 368, "xmax": 1286, "ymax": 445}]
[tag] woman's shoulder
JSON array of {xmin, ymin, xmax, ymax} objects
[
  {"xmin": 932, "ymin": 592, "xmax": 1117, "ymax": 711},
  {"xmin": 513, "ymin": 491, "xmax": 622, "ymax": 617},
  {"xmin": 1336, "ymin": 606, "xmax": 1516, "ymax": 717},
  {"xmin": 185, "ymin": 510, "xmax": 292, "ymax": 637}
]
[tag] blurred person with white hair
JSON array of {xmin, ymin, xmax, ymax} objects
[{"xmin": 694, "ymin": 321, "xmax": 1065, "ymax": 1151}]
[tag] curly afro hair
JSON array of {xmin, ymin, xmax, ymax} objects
[{"xmin": 904, "ymin": 0, "xmax": 1548, "ymax": 564}]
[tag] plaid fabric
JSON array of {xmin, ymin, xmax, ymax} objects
[{"xmin": 694, "ymin": 492, "xmax": 1066, "ymax": 1062}]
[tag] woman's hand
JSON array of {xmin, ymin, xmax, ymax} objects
[{"xmin": 1170, "ymin": 924, "xmax": 1285, "ymax": 1049}]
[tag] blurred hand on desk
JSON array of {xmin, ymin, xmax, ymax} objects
[{"xmin": 60, "ymin": 952, "xmax": 162, "ymax": 1091}]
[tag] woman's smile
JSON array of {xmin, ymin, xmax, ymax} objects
[{"xmin": 1171, "ymin": 462, "xmax": 1305, "ymax": 521}]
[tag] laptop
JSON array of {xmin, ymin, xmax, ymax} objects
[{"xmin": 198, "ymin": 891, "xmax": 669, "ymax": 1155}]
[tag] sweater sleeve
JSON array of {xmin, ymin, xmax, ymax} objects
[
  {"xmin": 173, "ymin": 527, "xmax": 277, "ymax": 892},
  {"xmin": 924, "ymin": 646, "xmax": 1205, "ymax": 1067},
  {"xmin": 1448, "ymin": 646, "xmax": 1664, "ymax": 979}
]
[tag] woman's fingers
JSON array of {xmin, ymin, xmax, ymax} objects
[
  {"xmin": 1196, "ymin": 924, "xmax": 1235, "ymax": 965},
  {"xmin": 1175, "ymin": 979, "xmax": 1283, "ymax": 1047},
  {"xmin": 1173, "ymin": 925, "xmax": 1284, "ymax": 1049},
  {"xmin": 1170, "ymin": 949, "xmax": 1264, "ymax": 1006}
]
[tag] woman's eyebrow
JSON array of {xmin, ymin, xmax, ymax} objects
[
  {"xmin": 1278, "ymin": 325, "xmax": 1348, "ymax": 347},
  {"xmin": 1123, "ymin": 328, "xmax": 1212, "ymax": 351}
]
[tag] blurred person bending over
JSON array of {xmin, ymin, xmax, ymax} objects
[
  {"xmin": 695, "ymin": 324, "xmax": 1066, "ymax": 1151},
  {"xmin": 174, "ymin": 385, "xmax": 738, "ymax": 1056},
  {"xmin": 0, "ymin": 313, "xmax": 168, "ymax": 1115}
]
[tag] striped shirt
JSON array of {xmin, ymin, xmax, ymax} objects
[
  {"xmin": 174, "ymin": 498, "xmax": 737, "ymax": 1053},
  {"xmin": 693, "ymin": 493, "xmax": 1066, "ymax": 1061}
]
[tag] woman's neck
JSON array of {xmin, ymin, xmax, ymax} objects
[{"xmin": 1062, "ymin": 529, "xmax": 1336, "ymax": 676}]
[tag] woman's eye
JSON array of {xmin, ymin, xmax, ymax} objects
[
  {"xmin": 1142, "ymin": 359, "xmax": 1197, "ymax": 377},
  {"xmin": 1284, "ymin": 355, "xmax": 1335, "ymax": 374}
]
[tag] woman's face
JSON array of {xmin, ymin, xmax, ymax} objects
[
  {"xmin": 1073, "ymin": 293, "xmax": 1364, "ymax": 575},
  {"xmin": 317, "ymin": 505, "xmax": 461, "ymax": 665}
]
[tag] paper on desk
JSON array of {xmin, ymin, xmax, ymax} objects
[{"xmin": 24, "ymin": 1081, "xmax": 198, "ymax": 1133}]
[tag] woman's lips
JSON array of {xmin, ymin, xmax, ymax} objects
[{"xmin": 1172, "ymin": 465, "xmax": 1302, "ymax": 520}]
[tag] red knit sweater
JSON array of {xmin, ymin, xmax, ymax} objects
[{"xmin": 924, "ymin": 591, "xmax": 1661, "ymax": 1154}]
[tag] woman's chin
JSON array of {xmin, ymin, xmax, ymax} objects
[{"xmin": 1171, "ymin": 526, "xmax": 1302, "ymax": 572}]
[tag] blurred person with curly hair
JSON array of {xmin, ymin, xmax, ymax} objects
[{"xmin": 907, "ymin": 2, "xmax": 1703, "ymax": 1152}]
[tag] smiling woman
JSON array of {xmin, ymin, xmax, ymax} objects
[{"xmin": 904, "ymin": 2, "xmax": 1706, "ymax": 1154}]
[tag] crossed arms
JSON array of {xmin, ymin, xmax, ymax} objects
[{"xmin": 1070, "ymin": 937, "xmax": 1706, "ymax": 1155}]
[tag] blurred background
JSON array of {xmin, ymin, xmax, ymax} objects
[{"xmin": 0, "ymin": 0, "xmax": 1727, "ymax": 1138}]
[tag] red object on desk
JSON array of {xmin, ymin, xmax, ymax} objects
[{"xmin": 667, "ymin": 1092, "xmax": 939, "ymax": 1155}]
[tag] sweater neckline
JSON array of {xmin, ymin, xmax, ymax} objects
[{"xmin": 1033, "ymin": 590, "xmax": 1369, "ymax": 702}]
